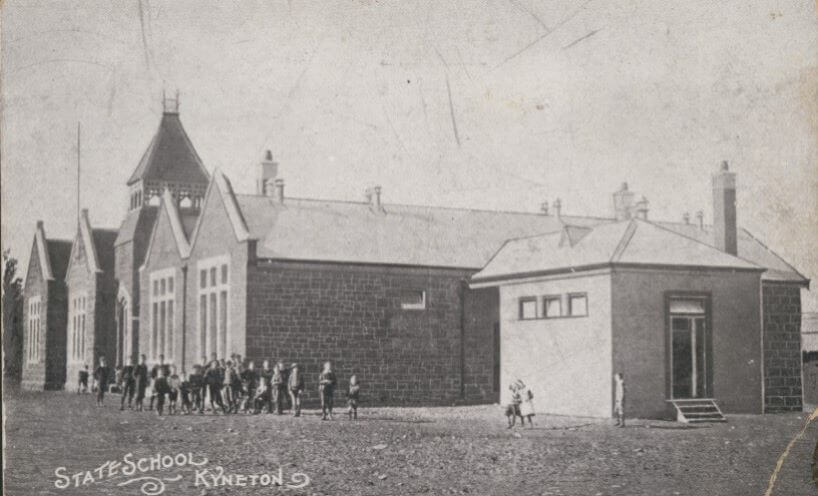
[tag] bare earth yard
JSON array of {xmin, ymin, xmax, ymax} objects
[{"xmin": 3, "ymin": 390, "xmax": 816, "ymax": 495}]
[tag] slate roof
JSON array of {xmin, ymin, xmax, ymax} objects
[
  {"xmin": 114, "ymin": 206, "xmax": 159, "ymax": 247},
  {"xmin": 233, "ymin": 194, "xmax": 606, "ymax": 269},
  {"xmin": 126, "ymin": 112, "xmax": 209, "ymax": 186},
  {"xmin": 657, "ymin": 222, "xmax": 809, "ymax": 284},
  {"xmin": 45, "ymin": 239, "xmax": 72, "ymax": 280},
  {"xmin": 92, "ymin": 229, "xmax": 119, "ymax": 273},
  {"xmin": 471, "ymin": 219, "xmax": 763, "ymax": 283},
  {"xmin": 219, "ymin": 182, "xmax": 806, "ymax": 285}
]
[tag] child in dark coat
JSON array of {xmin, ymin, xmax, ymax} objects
[{"xmin": 153, "ymin": 368, "xmax": 170, "ymax": 416}]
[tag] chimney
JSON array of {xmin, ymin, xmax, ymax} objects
[
  {"xmin": 612, "ymin": 182, "xmax": 635, "ymax": 220},
  {"xmin": 540, "ymin": 201, "xmax": 549, "ymax": 215},
  {"xmin": 368, "ymin": 185, "xmax": 383, "ymax": 211},
  {"xmin": 712, "ymin": 160, "xmax": 737, "ymax": 255},
  {"xmin": 634, "ymin": 196, "xmax": 649, "ymax": 220},
  {"xmin": 273, "ymin": 179, "xmax": 285, "ymax": 204},
  {"xmin": 257, "ymin": 149, "xmax": 279, "ymax": 196},
  {"xmin": 682, "ymin": 212, "xmax": 690, "ymax": 225},
  {"xmin": 696, "ymin": 210, "xmax": 704, "ymax": 230},
  {"xmin": 553, "ymin": 198, "xmax": 562, "ymax": 219}
]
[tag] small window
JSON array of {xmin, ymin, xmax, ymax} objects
[
  {"xmin": 160, "ymin": 279, "xmax": 166, "ymax": 295},
  {"xmin": 200, "ymin": 269, "xmax": 207, "ymax": 289},
  {"xmin": 153, "ymin": 280, "xmax": 159, "ymax": 296},
  {"xmin": 543, "ymin": 296, "xmax": 562, "ymax": 318},
  {"xmin": 221, "ymin": 264, "xmax": 228, "ymax": 284},
  {"xmin": 400, "ymin": 290, "xmax": 426, "ymax": 310},
  {"xmin": 210, "ymin": 267, "xmax": 217, "ymax": 287},
  {"xmin": 568, "ymin": 294, "xmax": 588, "ymax": 317},
  {"xmin": 168, "ymin": 276, "xmax": 174, "ymax": 293},
  {"xmin": 519, "ymin": 297, "xmax": 537, "ymax": 320}
]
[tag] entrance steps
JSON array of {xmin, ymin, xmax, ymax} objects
[{"xmin": 669, "ymin": 399, "xmax": 726, "ymax": 423}]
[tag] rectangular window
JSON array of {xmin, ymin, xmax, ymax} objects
[
  {"xmin": 400, "ymin": 290, "xmax": 426, "ymax": 310},
  {"xmin": 159, "ymin": 301, "xmax": 166, "ymax": 358},
  {"xmin": 167, "ymin": 300, "xmax": 174, "ymax": 358},
  {"xmin": 209, "ymin": 292, "xmax": 217, "ymax": 357},
  {"xmin": 199, "ymin": 295, "xmax": 207, "ymax": 358},
  {"xmin": 198, "ymin": 256, "xmax": 230, "ymax": 360},
  {"xmin": 27, "ymin": 297, "xmax": 41, "ymax": 363},
  {"xmin": 219, "ymin": 290, "xmax": 228, "ymax": 357},
  {"xmin": 543, "ymin": 296, "xmax": 562, "ymax": 318},
  {"xmin": 519, "ymin": 297, "xmax": 537, "ymax": 320},
  {"xmin": 68, "ymin": 294, "xmax": 87, "ymax": 364},
  {"xmin": 153, "ymin": 280, "xmax": 159, "ymax": 296},
  {"xmin": 150, "ymin": 270, "xmax": 176, "ymax": 362},
  {"xmin": 568, "ymin": 293, "xmax": 588, "ymax": 317},
  {"xmin": 152, "ymin": 302, "xmax": 158, "ymax": 359}
]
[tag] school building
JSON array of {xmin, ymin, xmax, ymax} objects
[{"xmin": 21, "ymin": 100, "xmax": 810, "ymax": 419}]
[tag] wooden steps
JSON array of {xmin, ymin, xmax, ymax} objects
[{"xmin": 669, "ymin": 398, "xmax": 726, "ymax": 423}]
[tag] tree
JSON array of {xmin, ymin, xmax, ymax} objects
[{"xmin": 2, "ymin": 249, "xmax": 24, "ymax": 384}]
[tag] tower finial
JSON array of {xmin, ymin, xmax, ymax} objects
[{"xmin": 162, "ymin": 89, "xmax": 180, "ymax": 114}]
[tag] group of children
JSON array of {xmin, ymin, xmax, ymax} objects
[
  {"xmin": 504, "ymin": 373, "xmax": 627, "ymax": 428},
  {"xmin": 79, "ymin": 354, "xmax": 362, "ymax": 420},
  {"xmin": 505, "ymin": 380, "xmax": 536, "ymax": 428}
]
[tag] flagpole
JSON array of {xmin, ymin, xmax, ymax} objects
[{"xmin": 77, "ymin": 122, "xmax": 81, "ymax": 228}]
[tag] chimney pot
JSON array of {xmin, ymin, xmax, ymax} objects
[
  {"xmin": 36, "ymin": 220, "xmax": 44, "ymax": 229},
  {"xmin": 634, "ymin": 196, "xmax": 649, "ymax": 220},
  {"xmin": 696, "ymin": 210, "xmax": 704, "ymax": 229},
  {"xmin": 540, "ymin": 202, "xmax": 549, "ymax": 215},
  {"xmin": 720, "ymin": 160, "xmax": 729, "ymax": 172},
  {"xmin": 553, "ymin": 198, "xmax": 562, "ymax": 218},
  {"xmin": 257, "ymin": 150, "xmax": 279, "ymax": 195},
  {"xmin": 273, "ymin": 179, "xmax": 285, "ymax": 203},
  {"xmin": 682, "ymin": 212, "xmax": 690, "ymax": 225}
]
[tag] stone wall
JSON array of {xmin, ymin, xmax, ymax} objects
[
  {"xmin": 762, "ymin": 283, "xmax": 803, "ymax": 412},
  {"xmin": 245, "ymin": 260, "xmax": 497, "ymax": 407}
]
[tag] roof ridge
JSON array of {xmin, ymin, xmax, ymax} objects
[{"xmin": 234, "ymin": 193, "xmax": 614, "ymax": 220}]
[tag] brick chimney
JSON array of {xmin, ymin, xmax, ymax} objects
[
  {"xmin": 712, "ymin": 160, "xmax": 737, "ymax": 255},
  {"xmin": 552, "ymin": 198, "xmax": 562, "ymax": 219},
  {"xmin": 696, "ymin": 210, "xmax": 704, "ymax": 230},
  {"xmin": 257, "ymin": 149, "xmax": 279, "ymax": 196},
  {"xmin": 613, "ymin": 182, "xmax": 634, "ymax": 220}
]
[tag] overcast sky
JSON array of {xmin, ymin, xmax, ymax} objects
[{"xmin": 2, "ymin": 0, "xmax": 816, "ymax": 309}]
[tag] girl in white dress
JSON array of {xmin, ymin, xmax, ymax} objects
[{"xmin": 519, "ymin": 383, "xmax": 535, "ymax": 427}]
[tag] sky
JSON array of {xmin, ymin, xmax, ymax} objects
[{"xmin": 2, "ymin": 0, "xmax": 817, "ymax": 309}]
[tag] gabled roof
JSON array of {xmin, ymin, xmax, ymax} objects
[
  {"xmin": 127, "ymin": 112, "xmax": 210, "ymax": 186},
  {"xmin": 189, "ymin": 171, "xmax": 250, "ymax": 248},
  {"xmin": 46, "ymin": 239, "xmax": 72, "ymax": 280},
  {"xmin": 69, "ymin": 210, "xmax": 117, "ymax": 274},
  {"xmin": 31, "ymin": 221, "xmax": 71, "ymax": 281},
  {"xmin": 471, "ymin": 219, "xmax": 763, "ymax": 284},
  {"xmin": 114, "ymin": 206, "xmax": 159, "ymax": 247},
  {"xmin": 142, "ymin": 190, "xmax": 195, "ymax": 269}
]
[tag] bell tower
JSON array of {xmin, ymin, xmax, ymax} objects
[{"xmin": 114, "ymin": 92, "xmax": 210, "ymax": 366}]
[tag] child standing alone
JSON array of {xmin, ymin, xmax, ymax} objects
[
  {"xmin": 318, "ymin": 361, "xmax": 337, "ymax": 420},
  {"xmin": 346, "ymin": 375, "xmax": 360, "ymax": 420},
  {"xmin": 614, "ymin": 373, "xmax": 626, "ymax": 427}
]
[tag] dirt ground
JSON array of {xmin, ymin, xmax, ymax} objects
[{"xmin": 3, "ymin": 390, "xmax": 816, "ymax": 495}]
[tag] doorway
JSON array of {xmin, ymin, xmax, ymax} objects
[{"xmin": 668, "ymin": 298, "xmax": 711, "ymax": 399}]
